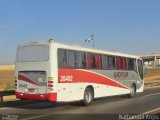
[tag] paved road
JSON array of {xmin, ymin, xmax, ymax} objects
[{"xmin": 0, "ymin": 88, "xmax": 159, "ymax": 120}]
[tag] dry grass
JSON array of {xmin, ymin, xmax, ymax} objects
[
  {"xmin": 0, "ymin": 65, "xmax": 15, "ymax": 90},
  {"xmin": 0, "ymin": 65, "xmax": 15, "ymax": 70},
  {"xmin": 145, "ymin": 75, "xmax": 160, "ymax": 82},
  {"xmin": 144, "ymin": 68, "xmax": 160, "ymax": 82}
]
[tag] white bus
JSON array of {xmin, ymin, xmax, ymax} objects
[{"xmin": 15, "ymin": 40, "xmax": 144, "ymax": 105}]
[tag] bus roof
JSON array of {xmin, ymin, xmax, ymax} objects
[{"xmin": 18, "ymin": 40, "xmax": 141, "ymax": 59}]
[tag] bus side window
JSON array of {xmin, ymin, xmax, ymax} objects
[
  {"xmin": 86, "ymin": 53, "xmax": 93, "ymax": 69},
  {"xmin": 127, "ymin": 58, "xmax": 132, "ymax": 70},
  {"xmin": 68, "ymin": 50, "xmax": 75, "ymax": 68},
  {"xmin": 102, "ymin": 55, "xmax": 108, "ymax": 69},
  {"xmin": 127, "ymin": 58, "xmax": 136, "ymax": 71},
  {"xmin": 58, "ymin": 49, "xmax": 67, "ymax": 68},
  {"xmin": 122, "ymin": 57, "xmax": 127, "ymax": 70},
  {"xmin": 82, "ymin": 52, "xmax": 86, "ymax": 68},
  {"xmin": 116, "ymin": 56, "xmax": 121, "ymax": 70},
  {"xmin": 94, "ymin": 54, "xmax": 102, "ymax": 69},
  {"xmin": 116, "ymin": 56, "xmax": 127, "ymax": 70},
  {"xmin": 108, "ymin": 56, "xmax": 115, "ymax": 70},
  {"xmin": 75, "ymin": 51, "xmax": 86, "ymax": 68}
]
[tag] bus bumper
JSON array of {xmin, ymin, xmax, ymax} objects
[{"xmin": 16, "ymin": 92, "xmax": 57, "ymax": 102}]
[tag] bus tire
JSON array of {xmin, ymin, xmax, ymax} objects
[
  {"xmin": 128, "ymin": 84, "xmax": 136, "ymax": 98},
  {"xmin": 81, "ymin": 87, "xmax": 94, "ymax": 106}
]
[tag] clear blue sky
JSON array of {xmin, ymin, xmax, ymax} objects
[{"xmin": 0, "ymin": 0, "xmax": 160, "ymax": 64}]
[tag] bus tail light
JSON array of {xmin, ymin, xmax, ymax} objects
[
  {"xmin": 48, "ymin": 77, "xmax": 54, "ymax": 88},
  {"xmin": 15, "ymin": 76, "xmax": 17, "ymax": 87},
  {"xmin": 48, "ymin": 84, "xmax": 53, "ymax": 87}
]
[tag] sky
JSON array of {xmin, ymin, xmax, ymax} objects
[{"xmin": 0, "ymin": 0, "xmax": 160, "ymax": 64}]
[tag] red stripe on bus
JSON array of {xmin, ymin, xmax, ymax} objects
[
  {"xmin": 18, "ymin": 74, "xmax": 40, "ymax": 86},
  {"xmin": 58, "ymin": 69, "xmax": 128, "ymax": 89}
]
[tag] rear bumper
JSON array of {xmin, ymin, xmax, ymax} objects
[{"xmin": 16, "ymin": 92, "xmax": 57, "ymax": 102}]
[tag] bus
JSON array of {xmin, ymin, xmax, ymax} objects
[{"xmin": 15, "ymin": 39, "xmax": 144, "ymax": 106}]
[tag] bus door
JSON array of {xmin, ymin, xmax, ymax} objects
[{"xmin": 137, "ymin": 59, "xmax": 144, "ymax": 87}]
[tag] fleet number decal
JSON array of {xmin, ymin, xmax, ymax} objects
[
  {"xmin": 19, "ymin": 84, "xmax": 27, "ymax": 88},
  {"xmin": 60, "ymin": 75, "xmax": 73, "ymax": 82}
]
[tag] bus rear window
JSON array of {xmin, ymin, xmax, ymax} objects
[{"xmin": 17, "ymin": 45, "xmax": 49, "ymax": 62}]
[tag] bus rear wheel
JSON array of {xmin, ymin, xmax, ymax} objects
[{"xmin": 81, "ymin": 87, "xmax": 94, "ymax": 106}]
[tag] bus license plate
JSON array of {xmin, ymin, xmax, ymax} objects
[{"xmin": 28, "ymin": 88, "xmax": 35, "ymax": 93}]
